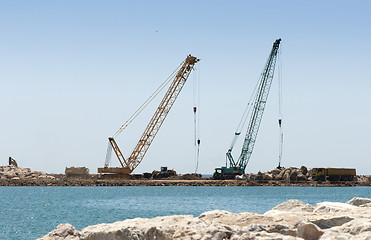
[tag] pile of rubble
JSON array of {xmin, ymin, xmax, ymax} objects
[
  {"xmin": 0, "ymin": 165, "xmax": 55, "ymax": 181},
  {"xmin": 237, "ymin": 166, "xmax": 311, "ymax": 181}
]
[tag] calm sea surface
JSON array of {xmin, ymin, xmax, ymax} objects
[{"xmin": 0, "ymin": 186, "xmax": 370, "ymax": 240}]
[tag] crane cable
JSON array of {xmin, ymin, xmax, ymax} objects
[
  {"xmin": 277, "ymin": 46, "xmax": 283, "ymax": 168},
  {"xmin": 193, "ymin": 62, "xmax": 201, "ymax": 173},
  {"xmin": 112, "ymin": 60, "xmax": 184, "ymax": 138},
  {"xmin": 229, "ymin": 72, "xmax": 262, "ymax": 150},
  {"xmin": 104, "ymin": 60, "xmax": 185, "ymax": 167}
]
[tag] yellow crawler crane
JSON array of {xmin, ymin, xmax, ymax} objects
[{"xmin": 98, "ymin": 55, "xmax": 199, "ymax": 177}]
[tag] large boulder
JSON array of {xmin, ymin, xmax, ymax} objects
[
  {"xmin": 38, "ymin": 198, "xmax": 371, "ymax": 240},
  {"xmin": 264, "ymin": 200, "xmax": 314, "ymax": 226},
  {"xmin": 300, "ymin": 166, "xmax": 308, "ymax": 175},
  {"xmin": 270, "ymin": 200, "xmax": 314, "ymax": 213},
  {"xmin": 276, "ymin": 168, "xmax": 286, "ymax": 180},
  {"xmin": 296, "ymin": 173, "xmax": 308, "ymax": 182},
  {"xmin": 296, "ymin": 221, "xmax": 324, "ymax": 240},
  {"xmin": 306, "ymin": 168, "xmax": 313, "ymax": 177},
  {"xmin": 248, "ymin": 174, "xmax": 258, "ymax": 180},
  {"xmin": 283, "ymin": 170, "xmax": 291, "ymax": 181},
  {"xmin": 313, "ymin": 202, "xmax": 359, "ymax": 214},
  {"xmin": 347, "ymin": 197, "xmax": 371, "ymax": 207},
  {"xmin": 235, "ymin": 174, "xmax": 248, "ymax": 180},
  {"xmin": 310, "ymin": 216, "xmax": 353, "ymax": 229},
  {"xmin": 38, "ymin": 223, "xmax": 79, "ymax": 240},
  {"xmin": 271, "ymin": 168, "xmax": 282, "ymax": 176},
  {"xmin": 263, "ymin": 174, "xmax": 273, "ymax": 180},
  {"xmin": 319, "ymin": 218, "xmax": 371, "ymax": 239},
  {"xmin": 255, "ymin": 174, "xmax": 264, "ymax": 180},
  {"xmin": 289, "ymin": 171, "xmax": 298, "ymax": 181},
  {"xmin": 258, "ymin": 171, "xmax": 268, "ymax": 175}
]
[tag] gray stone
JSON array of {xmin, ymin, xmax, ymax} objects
[
  {"xmin": 347, "ymin": 197, "xmax": 371, "ymax": 207},
  {"xmin": 271, "ymin": 168, "xmax": 281, "ymax": 176},
  {"xmin": 300, "ymin": 166, "xmax": 308, "ymax": 175},
  {"xmin": 255, "ymin": 175, "xmax": 264, "ymax": 180},
  {"xmin": 276, "ymin": 168, "xmax": 286, "ymax": 180},
  {"xmin": 263, "ymin": 174, "xmax": 273, "ymax": 180},
  {"xmin": 283, "ymin": 171, "xmax": 291, "ymax": 181},
  {"xmin": 310, "ymin": 216, "xmax": 353, "ymax": 229},
  {"xmin": 290, "ymin": 171, "xmax": 298, "ymax": 181},
  {"xmin": 296, "ymin": 173, "xmax": 308, "ymax": 182},
  {"xmin": 249, "ymin": 174, "xmax": 257, "ymax": 180}
]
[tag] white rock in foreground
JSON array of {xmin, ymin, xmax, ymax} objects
[{"xmin": 39, "ymin": 197, "xmax": 371, "ymax": 240}]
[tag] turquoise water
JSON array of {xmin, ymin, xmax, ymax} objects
[{"xmin": 0, "ymin": 186, "xmax": 370, "ymax": 240}]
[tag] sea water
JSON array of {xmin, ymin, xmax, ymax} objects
[{"xmin": 0, "ymin": 186, "xmax": 370, "ymax": 240}]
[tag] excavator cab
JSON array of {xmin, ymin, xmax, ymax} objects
[{"xmin": 212, "ymin": 168, "xmax": 224, "ymax": 180}]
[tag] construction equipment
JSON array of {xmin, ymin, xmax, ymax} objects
[
  {"xmin": 312, "ymin": 168, "xmax": 356, "ymax": 181},
  {"xmin": 98, "ymin": 55, "xmax": 199, "ymax": 177},
  {"xmin": 277, "ymin": 48, "xmax": 283, "ymax": 169},
  {"xmin": 65, "ymin": 167, "xmax": 90, "ymax": 177},
  {"xmin": 152, "ymin": 166, "xmax": 177, "ymax": 179},
  {"xmin": 193, "ymin": 64, "xmax": 201, "ymax": 173},
  {"xmin": 213, "ymin": 39, "xmax": 281, "ymax": 180},
  {"xmin": 8, "ymin": 157, "xmax": 18, "ymax": 167}
]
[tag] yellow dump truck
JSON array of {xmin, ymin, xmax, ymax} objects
[
  {"xmin": 311, "ymin": 168, "xmax": 356, "ymax": 181},
  {"xmin": 65, "ymin": 167, "xmax": 89, "ymax": 177}
]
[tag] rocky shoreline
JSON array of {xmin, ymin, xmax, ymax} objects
[
  {"xmin": 2, "ymin": 178, "xmax": 370, "ymax": 187},
  {"xmin": 38, "ymin": 197, "xmax": 371, "ymax": 240},
  {"xmin": 0, "ymin": 165, "xmax": 370, "ymax": 187}
]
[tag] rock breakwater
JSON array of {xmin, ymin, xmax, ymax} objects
[
  {"xmin": 0, "ymin": 165, "xmax": 55, "ymax": 181},
  {"xmin": 1, "ymin": 165, "xmax": 370, "ymax": 186},
  {"xmin": 39, "ymin": 197, "xmax": 371, "ymax": 240}
]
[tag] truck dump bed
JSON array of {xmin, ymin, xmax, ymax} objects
[
  {"xmin": 65, "ymin": 167, "xmax": 89, "ymax": 176},
  {"xmin": 326, "ymin": 168, "xmax": 356, "ymax": 176}
]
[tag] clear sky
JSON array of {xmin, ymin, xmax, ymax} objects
[{"xmin": 1, "ymin": 1, "xmax": 370, "ymax": 175}]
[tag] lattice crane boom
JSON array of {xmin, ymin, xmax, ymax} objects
[
  {"xmin": 226, "ymin": 39, "xmax": 281, "ymax": 174},
  {"xmin": 99, "ymin": 55, "xmax": 199, "ymax": 175},
  {"xmin": 128, "ymin": 55, "xmax": 199, "ymax": 171}
]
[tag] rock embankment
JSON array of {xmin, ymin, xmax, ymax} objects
[
  {"xmin": 0, "ymin": 165, "xmax": 369, "ymax": 186},
  {"xmin": 39, "ymin": 197, "xmax": 371, "ymax": 240},
  {"xmin": 0, "ymin": 165, "xmax": 55, "ymax": 182},
  {"xmin": 237, "ymin": 166, "xmax": 312, "ymax": 181}
]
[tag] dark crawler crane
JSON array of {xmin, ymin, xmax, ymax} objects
[{"xmin": 214, "ymin": 39, "xmax": 281, "ymax": 179}]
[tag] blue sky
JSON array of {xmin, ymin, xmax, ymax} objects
[{"xmin": 1, "ymin": 1, "xmax": 370, "ymax": 174}]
